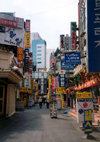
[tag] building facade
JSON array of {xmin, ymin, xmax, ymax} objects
[{"xmin": 31, "ymin": 33, "xmax": 46, "ymax": 70}]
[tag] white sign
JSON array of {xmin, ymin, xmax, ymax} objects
[
  {"xmin": 0, "ymin": 27, "xmax": 24, "ymax": 47},
  {"xmin": 76, "ymin": 98, "xmax": 94, "ymax": 123},
  {"xmin": 25, "ymin": 73, "xmax": 30, "ymax": 88}
]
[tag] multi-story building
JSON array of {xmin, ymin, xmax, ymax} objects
[
  {"xmin": 0, "ymin": 12, "xmax": 24, "ymax": 117},
  {"xmin": 46, "ymin": 48, "xmax": 55, "ymax": 71},
  {"xmin": 31, "ymin": 32, "xmax": 46, "ymax": 70},
  {"xmin": 73, "ymin": 0, "xmax": 100, "ymax": 109},
  {"xmin": 31, "ymin": 33, "xmax": 47, "ymax": 96}
]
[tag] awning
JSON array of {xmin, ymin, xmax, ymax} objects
[{"xmin": 0, "ymin": 69, "xmax": 23, "ymax": 84}]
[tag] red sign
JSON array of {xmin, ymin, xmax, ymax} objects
[
  {"xmin": 52, "ymin": 77, "xmax": 58, "ymax": 93},
  {"xmin": 71, "ymin": 31, "xmax": 77, "ymax": 49},
  {"xmin": 75, "ymin": 78, "xmax": 99, "ymax": 90},
  {"xmin": 25, "ymin": 20, "xmax": 30, "ymax": 32},
  {"xmin": 0, "ymin": 18, "xmax": 17, "ymax": 28},
  {"xmin": 50, "ymin": 58, "xmax": 54, "ymax": 67}
]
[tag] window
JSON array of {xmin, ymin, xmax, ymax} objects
[
  {"xmin": 37, "ymin": 54, "xmax": 41, "ymax": 56},
  {"xmin": 37, "ymin": 62, "xmax": 41, "ymax": 64},
  {"xmin": 37, "ymin": 58, "xmax": 41, "ymax": 60},
  {"xmin": 37, "ymin": 50, "xmax": 41, "ymax": 52}
]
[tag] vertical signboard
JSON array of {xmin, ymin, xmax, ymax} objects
[
  {"xmin": 84, "ymin": 109, "xmax": 92, "ymax": 134},
  {"xmin": 25, "ymin": 20, "xmax": 30, "ymax": 32},
  {"xmin": 71, "ymin": 22, "xmax": 77, "ymax": 49},
  {"xmin": 76, "ymin": 92, "xmax": 94, "ymax": 124},
  {"xmin": 87, "ymin": 0, "xmax": 100, "ymax": 72},
  {"xmin": 17, "ymin": 47, "xmax": 23, "ymax": 62},
  {"xmin": 25, "ymin": 32, "xmax": 31, "ymax": 48},
  {"xmin": 59, "ymin": 74, "xmax": 65, "ymax": 87},
  {"xmin": 60, "ymin": 35, "xmax": 65, "ymax": 51}
]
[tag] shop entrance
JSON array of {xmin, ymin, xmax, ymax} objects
[{"xmin": 0, "ymin": 85, "xmax": 5, "ymax": 115}]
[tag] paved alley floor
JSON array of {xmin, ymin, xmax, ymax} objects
[{"xmin": 0, "ymin": 105, "xmax": 100, "ymax": 142}]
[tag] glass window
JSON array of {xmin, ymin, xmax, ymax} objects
[
  {"xmin": 37, "ymin": 54, "xmax": 41, "ymax": 56},
  {"xmin": 37, "ymin": 62, "xmax": 41, "ymax": 64},
  {"xmin": 37, "ymin": 50, "xmax": 41, "ymax": 52}
]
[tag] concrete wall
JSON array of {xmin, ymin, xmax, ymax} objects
[
  {"xmin": 0, "ymin": 50, "xmax": 14, "ymax": 69},
  {"xmin": 6, "ymin": 84, "xmax": 16, "ymax": 117}
]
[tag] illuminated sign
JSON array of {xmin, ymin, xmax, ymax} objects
[{"xmin": 75, "ymin": 78, "xmax": 99, "ymax": 90}]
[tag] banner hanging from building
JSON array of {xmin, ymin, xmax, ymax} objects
[
  {"xmin": 25, "ymin": 32, "xmax": 31, "ymax": 48},
  {"xmin": 17, "ymin": 47, "xmax": 23, "ymax": 62},
  {"xmin": 87, "ymin": 0, "xmax": 100, "ymax": 72},
  {"xmin": 25, "ymin": 20, "xmax": 30, "ymax": 32},
  {"xmin": 61, "ymin": 52, "xmax": 81, "ymax": 65},
  {"xmin": 61, "ymin": 60, "xmax": 74, "ymax": 70},
  {"xmin": 59, "ymin": 74, "xmax": 65, "ymax": 87}
]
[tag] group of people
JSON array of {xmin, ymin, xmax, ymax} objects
[{"xmin": 38, "ymin": 97, "xmax": 49, "ymax": 109}]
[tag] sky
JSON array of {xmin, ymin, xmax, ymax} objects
[{"xmin": 1, "ymin": 0, "xmax": 79, "ymax": 49}]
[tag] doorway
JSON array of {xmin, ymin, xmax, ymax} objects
[{"xmin": 0, "ymin": 85, "xmax": 5, "ymax": 115}]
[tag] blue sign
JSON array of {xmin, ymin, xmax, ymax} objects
[
  {"xmin": 84, "ymin": 110, "xmax": 92, "ymax": 134},
  {"xmin": 59, "ymin": 74, "xmax": 65, "ymax": 87},
  {"xmin": 65, "ymin": 52, "xmax": 81, "ymax": 64},
  {"xmin": 61, "ymin": 60, "xmax": 74, "ymax": 70},
  {"xmin": 87, "ymin": 0, "xmax": 100, "ymax": 72}
]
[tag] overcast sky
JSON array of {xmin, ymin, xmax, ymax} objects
[{"xmin": 1, "ymin": 0, "xmax": 79, "ymax": 49}]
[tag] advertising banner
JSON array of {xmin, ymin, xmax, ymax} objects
[
  {"xmin": 59, "ymin": 74, "xmax": 65, "ymax": 87},
  {"xmin": 60, "ymin": 35, "xmax": 65, "ymax": 51},
  {"xmin": 25, "ymin": 72, "xmax": 30, "ymax": 88},
  {"xmin": 0, "ymin": 13, "xmax": 15, "ymax": 21},
  {"xmin": 71, "ymin": 22, "xmax": 77, "ymax": 49},
  {"xmin": 17, "ymin": 47, "xmax": 23, "ymax": 62},
  {"xmin": 15, "ymin": 17, "xmax": 24, "ymax": 28},
  {"xmin": 65, "ymin": 52, "xmax": 81, "ymax": 64},
  {"xmin": 87, "ymin": 0, "xmax": 100, "ymax": 72},
  {"xmin": 61, "ymin": 60, "xmax": 74, "ymax": 70},
  {"xmin": 84, "ymin": 109, "xmax": 92, "ymax": 134},
  {"xmin": 0, "ymin": 18, "xmax": 17, "ymax": 28},
  {"xmin": 25, "ymin": 32, "xmax": 31, "ymax": 48},
  {"xmin": 0, "ymin": 27, "xmax": 24, "ymax": 47},
  {"xmin": 30, "ymin": 78, "xmax": 34, "ymax": 89},
  {"xmin": 76, "ymin": 92, "xmax": 94, "ymax": 124},
  {"xmin": 25, "ymin": 20, "xmax": 30, "ymax": 32}
]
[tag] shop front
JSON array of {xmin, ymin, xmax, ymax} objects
[
  {"xmin": 75, "ymin": 77, "xmax": 100, "ymax": 111},
  {"xmin": 0, "ymin": 70, "xmax": 22, "ymax": 118}
]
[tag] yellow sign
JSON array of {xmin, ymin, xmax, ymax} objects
[
  {"xmin": 30, "ymin": 78, "xmax": 34, "ymax": 89},
  {"xmin": 85, "ymin": 121, "xmax": 92, "ymax": 127},
  {"xmin": 35, "ymin": 90, "xmax": 40, "ymax": 96},
  {"xmin": 20, "ymin": 87, "xmax": 27, "ymax": 90},
  {"xmin": 85, "ymin": 109, "xmax": 92, "ymax": 121},
  {"xmin": 28, "ymin": 90, "xmax": 32, "ymax": 94},
  {"xmin": 57, "ymin": 87, "xmax": 66, "ymax": 94},
  {"xmin": 76, "ymin": 92, "xmax": 92, "ymax": 99},
  {"xmin": 25, "ymin": 32, "xmax": 31, "ymax": 48}
]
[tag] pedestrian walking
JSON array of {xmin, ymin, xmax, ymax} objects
[
  {"xmin": 38, "ymin": 97, "xmax": 42, "ymax": 108},
  {"xmin": 46, "ymin": 99, "xmax": 49, "ymax": 109}
]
